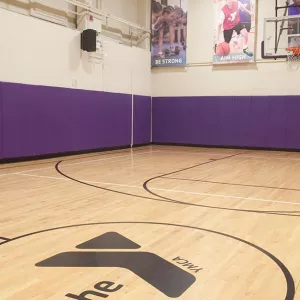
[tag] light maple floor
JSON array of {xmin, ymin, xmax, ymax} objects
[{"xmin": 0, "ymin": 145, "xmax": 299, "ymax": 300}]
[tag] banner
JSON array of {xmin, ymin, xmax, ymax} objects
[
  {"xmin": 151, "ymin": 0, "xmax": 188, "ymax": 67},
  {"xmin": 213, "ymin": 0, "xmax": 256, "ymax": 64}
]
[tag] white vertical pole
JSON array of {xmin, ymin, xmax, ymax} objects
[
  {"xmin": 131, "ymin": 67, "xmax": 134, "ymax": 148},
  {"xmin": 150, "ymin": 96, "xmax": 153, "ymax": 143}
]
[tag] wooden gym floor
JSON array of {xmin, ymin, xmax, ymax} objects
[{"xmin": 0, "ymin": 145, "xmax": 300, "ymax": 300}]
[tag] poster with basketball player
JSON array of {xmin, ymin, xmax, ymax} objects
[
  {"xmin": 151, "ymin": 0, "xmax": 188, "ymax": 67},
  {"xmin": 213, "ymin": 0, "xmax": 256, "ymax": 64}
]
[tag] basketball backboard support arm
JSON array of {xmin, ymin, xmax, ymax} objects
[
  {"xmin": 261, "ymin": 0, "xmax": 300, "ymax": 59},
  {"xmin": 275, "ymin": 0, "xmax": 289, "ymax": 53}
]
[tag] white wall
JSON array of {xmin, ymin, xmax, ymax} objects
[
  {"xmin": 152, "ymin": 0, "xmax": 300, "ymax": 97},
  {"xmin": 100, "ymin": 0, "xmax": 150, "ymax": 27},
  {"xmin": 0, "ymin": 8, "xmax": 151, "ymax": 96},
  {"xmin": 101, "ymin": 0, "xmax": 139, "ymax": 24},
  {"xmin": 99, "ymin": 0, "xmax": 151, "ymax": 50}
]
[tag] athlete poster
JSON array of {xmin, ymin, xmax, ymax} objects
[
  {"xmin": 213, "ymin": 0, "xmax": 256, "ymax": 64},
  {"xmin": 151, "ymin": 0, "xmax": 188, "ymax": 67}
]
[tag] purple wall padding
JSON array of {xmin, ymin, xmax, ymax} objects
[
  {"xmin": 248, "ymin": 96, "xmax": 270, "ymax": 148},
  {"xmin": 133, "ymin": 95, "xmax": 151, "ymax": 145},
  {"xmin": 153, "ymin": 96, "xmax": 300, "ymax": 150},
  {"xmin": 218, "ymin": 96, "xmax": 250, "ymax": 147},
  {"xmin": 0, "ymin": 83, "xmax": 3, "ymax": 155},
  {"xmin": 0, "ymin": 82, "xmax": 132, "ymax": 159},
  {"xmin": 286, "ymin": 96, "xmax": 300, "ymax": 149},
  {"xmin": 267, "ymin": 96, "xmax": 287, "ymax": 148}
]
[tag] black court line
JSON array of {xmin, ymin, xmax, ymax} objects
[
  {"xmin": 0, "ymin": 221, "xmax": 295, "ymax": 300},
  {"xmin": 0, "ymin": 147, "xmax": 150, "ymax": 171},
  {"xmin": 55, "ymin": 160, "xmax": 300, "ymax": 217},
  {"xmin": 164, "ymin": 177, "xmax": 300, "ymax": 192},
  {"xmin": 143, "ymin": 152, "xmax": 244, "ymax": 188},
  {"xmin": 142, "ymin": 152, "xmax": 300, "ymax": 216},
  {"xmin": 0, "ymin": 238, "xmax": 10, "ymax": 246}
]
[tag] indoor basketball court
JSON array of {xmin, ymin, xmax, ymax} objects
[
  {"xmin": 1, "ymin": 146, "xmax": 300, "ymax": 300},
  {"xmin": 1, "ymin": 0, "xmax": 300, "ymax": 300}
]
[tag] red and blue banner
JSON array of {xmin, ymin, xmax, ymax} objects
[{"xmin": 213, "ymin": 0, "xmax": 256, "ymax": 64}]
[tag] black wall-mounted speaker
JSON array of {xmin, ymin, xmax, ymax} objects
[{"xmin": 81, "ymin": 29, "xmax": 97, "ymax": 52}]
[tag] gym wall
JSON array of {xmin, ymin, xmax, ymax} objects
[
  {"xmin": 0, "ymin": 7, "xmax": 151, "ymax": 95},
  {"xmin": 102, "ymin": 0, "xmax": 141, "ymax": 24},
  {"xmin": 152, "ymin": 0, "xmax": 300, "ymax": 150},
  {"xmin": 152, "ymin": 0, "xmax": 300, "ymax": 97},
  {"xmin": 0, "ymin": 5, "xmax": 151, "ymax": 160}
]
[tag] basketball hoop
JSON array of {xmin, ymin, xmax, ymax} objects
[{"xmin": 286, "ymin": 46, "xmax": 300, "ymax": 71}]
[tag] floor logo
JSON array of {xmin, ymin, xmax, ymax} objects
[{"xmin": 36, "ymin": 232, "xmax": 196, "ymax": 298}]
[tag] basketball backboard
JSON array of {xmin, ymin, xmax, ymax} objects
[{"xmin": 262, "ymin": 15, "xmax": 300, "ymax": 59}]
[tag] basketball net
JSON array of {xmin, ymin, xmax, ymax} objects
[{"xmin": 286, "ymin": 47, "xmax": 300, "ymax": 71}]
